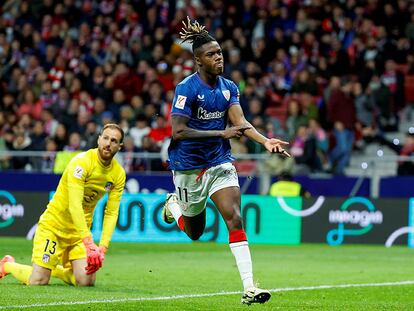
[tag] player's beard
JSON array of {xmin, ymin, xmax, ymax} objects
[{"xmin": 98, "ymin": 146, "xmax": 115, "ymax": 162}]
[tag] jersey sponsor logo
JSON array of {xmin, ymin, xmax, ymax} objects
[
  {"xmin": 197, "ymin": 94, "xmax": 205, "ymax": 101},
  {"xmin": 197, "ymin": 107, "xmax": 226, "ymax": 120},
  {"xmin": 74, "ymin": 166, "xmax": 84, "ymax": 179},
  {"xmin": 222, "ymin": 90, "xmax": 230, "ymax": 101},
  {"xmin": 175, "ymin": 95, "xmax": 187, "ymax": 109},
  {"xmin": 105, "ymin": 182, "xmax": 113, "ymax": 192}
]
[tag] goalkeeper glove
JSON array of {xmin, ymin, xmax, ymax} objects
[
  {"xmin": 85, "ymin": 263, "xmax": 100, "ymax": 275},
  {"xmin": 84, "ymin": 244, "xmax": 108, "ymax": 275},
  {"xmin": 82, "ymin": 236, "xmax": 104, "ymax": 268}
]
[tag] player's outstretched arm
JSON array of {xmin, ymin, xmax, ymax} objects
[
  {"xmin": 172, "ymin": 115, "xmax": 251, "ymax": 140},
  {"xmin": 228, "ymin": 105, "xmax": 290, "ymax": 157}
]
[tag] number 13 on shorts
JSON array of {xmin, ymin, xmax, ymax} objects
[{"xmin": 44, "ymin": 239, "xmax": 57, "ymax": 255}]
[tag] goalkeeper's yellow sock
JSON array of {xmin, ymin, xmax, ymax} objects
[
  {"xmin": 52, "ymin": 265, "xmax": 76, "ymax": 285},
  {"xmin": 4, "ymin": 262, "xmax": 32, "ymax": 285}
]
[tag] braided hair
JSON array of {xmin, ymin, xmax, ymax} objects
[{"xmin": 180, "ymin": 16, "xmax": 216, "ymax": 53}]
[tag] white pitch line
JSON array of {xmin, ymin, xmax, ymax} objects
[{"xmin": 1, "ymin": 280, "xmax": 413, "ymax": 309}]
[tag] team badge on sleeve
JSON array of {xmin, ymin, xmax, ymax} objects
[
  {"xmin": 222, "ymin": 90, "xmax": 230, "ymax": 101},
  {"xmin": 175, "ymin": 95, "xmax": 187, "ymax": 109},
  {"xmin": 73, "ymin": 166, "xmax": 84, "ymax": 179}
]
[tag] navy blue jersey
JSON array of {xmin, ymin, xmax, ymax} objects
[{"xmin": 168, "ymin": 72, "xmax": 240, "ymax": 170}]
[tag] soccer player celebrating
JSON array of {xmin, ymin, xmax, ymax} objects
[
  {"xmin": 163, "ymin": 17, "xmax": 290, "ymax": 305},
  {"xmin": 0, "ymin": 124, "xmax": 126, "ymax": 286}
]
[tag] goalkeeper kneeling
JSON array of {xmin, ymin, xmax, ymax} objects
[{"xmin": 0, "ymin": 124, "xmax": 126, "ymax": 286}]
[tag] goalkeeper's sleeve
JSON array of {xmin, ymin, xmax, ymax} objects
[{"xmin": 99, "ymin": 172, "xmax": 125, "ymax": 248}]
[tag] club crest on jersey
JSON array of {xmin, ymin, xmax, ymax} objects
[
  {"xmin": 222, "ymin": 90, "xmax": 230, "ymax": 101},
  {"xmin": 42, "ymin": 254, "xmax": 50, "ymax": 263},
  {"xmin": 175, "ymin": 95, "xmax": 187, "ymax": 109},
  {"xmin": 104, "ymin": 182, "xmax": 113, "ymax": 192}
]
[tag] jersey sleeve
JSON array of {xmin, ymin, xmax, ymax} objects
[
  {"xmin": 229, "ymin": 81, "xmax": 240, "ymax": 107},
  {"xmin": 99, "ymin": 167, "xmax": 126, "ymax": 248},
  {"xmin": 65, "ymin": 154, "xmax": 92, "ymax": 239},
  {"xmin": 171, "ymin": 83, "xmax": 194, "ymax": 118}
]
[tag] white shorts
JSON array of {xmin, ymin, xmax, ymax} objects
[{"xmin": 172, "ymin": 162, "xmax": 240, "ymax": 217}]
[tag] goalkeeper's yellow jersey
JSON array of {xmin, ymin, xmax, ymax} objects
[{"xmin": 39, "ymin": 148, "xmax": 126, "ymax": 247}]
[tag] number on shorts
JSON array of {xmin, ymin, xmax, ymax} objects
[
  {"xmin": 177, "ymin": 187, "xmax": 188, "ymax": 202},
  {"xmin": 44, "ymin": 239, "xmax": 57, "ymax": 254}
]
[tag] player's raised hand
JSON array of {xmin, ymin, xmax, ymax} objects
[
  {"xmin": 264, "ymin": 138, "xmax": 291, "ymax": 157},
  {"xmin": 222, "ymin": 125, "xmax": 252, "ymax": 139}
]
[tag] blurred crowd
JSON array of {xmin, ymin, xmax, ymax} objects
[{"xmin": 0, "ymin": 0, "xmax": 414, "ymax": 175}]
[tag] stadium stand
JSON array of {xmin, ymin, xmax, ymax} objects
[{"xmin": 0, "ymin": 0, "xmax": 413, "ymax": 175}]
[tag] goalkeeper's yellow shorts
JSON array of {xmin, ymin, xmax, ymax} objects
[{"xmin": 32, "ymin": 222, "xmax": 86, "ymax": 270}]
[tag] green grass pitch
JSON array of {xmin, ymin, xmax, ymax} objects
[{"xmin": 0, "ymin": 237, "xmax": 413, "ymax": 310}]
